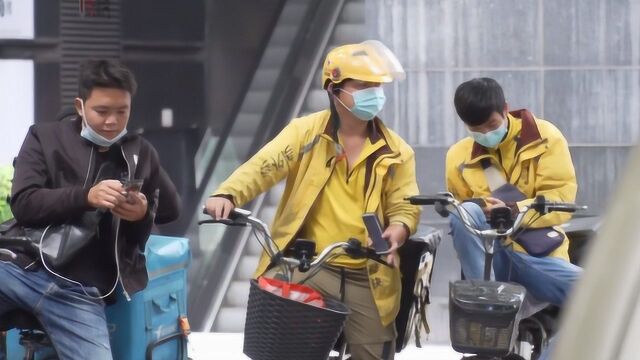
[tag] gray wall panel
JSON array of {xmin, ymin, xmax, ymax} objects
[
  {"xmin": 384, "ymin": 70, "xmax": 542, "ymax": 145},
  {"xmin": 544, "ymin": 0, "xmax": 640, "ymax": 66},
  {"xmin": 368, "ymin": 0, "xmax": 541, "ymax": 69},
  {"xmin": 544, "ymin": 69, "xmax": 640, "ymax": 144}
]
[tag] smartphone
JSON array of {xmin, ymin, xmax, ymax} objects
[
  {"xmin": 122, "ymin": 179, "xmax": 144, "ymax": 193},
  {"xmin": 362, "ymin": 213, "xmax": 390, "ymax": 254}
]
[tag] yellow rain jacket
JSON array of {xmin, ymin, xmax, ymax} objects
[
  {"xmin": 215, "ymin": 109, "xmax": 420, "ymax": 325},
  {"xmin": 445, "ymin": 109, "xmax": 577, "ymax": 260}
]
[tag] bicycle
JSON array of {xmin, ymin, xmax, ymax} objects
[
  {"xmin": 199, "ymin": 208, "xmax": 395, "ymax": 360},
  {"xmin": 406, "ymin": 193, "xmax": 586, "ymax": 360}
]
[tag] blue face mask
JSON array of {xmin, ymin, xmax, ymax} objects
[
  {"xmin": 78, "ymin": 99, "xmax": 127, "ymax": 147},
  {"xmin": 469, "ymin": 120, "xmax": 507, "ymax": 148},
  {"xmin": 338, "ymin": 87, "xmax": 386, "ymax": 121}
]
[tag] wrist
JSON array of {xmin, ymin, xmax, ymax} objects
[
  {"xmin": 391, "ymin": 221, "xmax": 410, "ymax": 240},
  {"xmin": 210, "ymin": 193, "xmax": 235, "ymax": 206}
]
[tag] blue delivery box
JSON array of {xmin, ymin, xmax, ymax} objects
[{"xmin": 106, "ymin": 235, "xmax": 191, "ymax": 360}]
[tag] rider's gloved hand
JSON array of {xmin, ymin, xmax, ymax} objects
[{"xmin": 205, "ymin": 195, "xmax": 235, "ymax": 220}]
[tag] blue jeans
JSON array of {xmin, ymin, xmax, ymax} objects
[
  {"xmin": 0, "ymin": 261, "xmax": 112, "ymax": 360},
  {"xmin": 450, "ymin": 202, "xmax": 581, "ymax": 360}
]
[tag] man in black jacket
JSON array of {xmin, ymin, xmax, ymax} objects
[{"xmin": 0, "ymin": 60, "xmax": 179, "ymax": 359}]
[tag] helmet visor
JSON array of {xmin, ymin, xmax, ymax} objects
[{"xmin": 359, "ymin": 40, "xmax": 406, "ymax": 82}]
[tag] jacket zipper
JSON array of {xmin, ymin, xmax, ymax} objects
[
  {"xmin": 513, "ymin": 138, "xmax": 547, "ymax": 166},
  {"xmin": 364, "ymin": 152, "xmax": 401, "ymax": 210},
  {"xmin": 508, "ymin": 138, "xmax": 547, "ymax": 184}
]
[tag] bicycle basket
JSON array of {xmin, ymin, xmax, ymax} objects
[
  {"xmin": 243, "ymin": 279, "xmax": 350, "ymax": 360},
  {"xmin": 449, "ymin": 280, "xmax": 526, "ymax": 356}
]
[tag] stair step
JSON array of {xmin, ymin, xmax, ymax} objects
[
  {"xmin": 331, "ymin": 23, "xmax": 367, "ymax": 45},
  {"xmin": 258, "ymin": 205, "xmax": 278, "ymax": 226},
  {"xmin": 253, "ymin": 68, "xmax": 280, "ymax": 90},
  {"xmin": 213, "ymin": 307, "xmax": 246, "ymax": 332},
  {"xmin": 227, "ymin": 135, "xmax": 254, "ymax": 161},
  {"xmin": 225, "ymin": 280, "xmax": 251, "ymax": 307},
  {"xmin": 271, "ymin": 24, "xmax": 297, "ymax": 46},
  {"xmin": 236, "ymin": 255, "xmax": 261, "ymax": 280},
  {"xmin": 247, "ymin": 231, "xmax": 268, "ymax": 257},
  {"xmin": 233, "ymin": 112, "xmax": 263, "ymax": 136},
  {"xmin": 340, "ymin": 1, "xmax": 365, "ymax": 23},
  {"xmin": 241, "ymin": 90, "xmax": 270, "ymax": 114},
  {"xmin": 280, "ymin": 1, "xmax": 310, "ymax": 25},
  {"xmin": 304, "ymin": 89, "xmax": 329, "ymax": 114},
  {"xmin": 262, "ymin": 46, "xmax": 289, "ymax": 68}
]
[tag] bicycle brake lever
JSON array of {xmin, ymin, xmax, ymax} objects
[
  {"xmin": 344, "ymin": 239, "xmax": 392, "ymax": 267},
  {"xmin": 434, "ymin": 202, "xmax": 450, "ymax": 217},
  {"xmin": 344, "ymin": 238, "xmax": 366, "ymax": 258},
  {"xmin": 366, "ymin": 248, "xmax": 393, "ymax": 268}
]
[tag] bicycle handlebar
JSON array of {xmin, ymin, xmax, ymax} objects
[
  {"xmin": 406, "ymin": 194, "xmax": 453, "ymax": 206},
  {"xmin": 406, "ymin": 193, "xmax": 587, "ymax": 239},
  {"xmin": 199, "ymin": 208, "xmax": 390, "ymax": 278}
]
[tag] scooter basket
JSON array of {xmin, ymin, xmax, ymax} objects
[
  {"xmin": 243, "ymin": 279, "xmax": 350, "ymax": 360},
  {"xmin": 449, "ymin": 280, "xmax": 525, "ymax": 357}
]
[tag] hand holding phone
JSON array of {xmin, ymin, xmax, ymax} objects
[
  {"xmin": 121, "ymin": 179, "xmax": 144, "ymax": 204},
  {"xmin": 122, "ymin": 179, "xmax": 144, "ymax": 193},
  {"xmin": 362, "ymin": 213, "xmax": 390, "ymax": 254}
]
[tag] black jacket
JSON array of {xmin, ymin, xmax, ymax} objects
[
  {"xmin": 53, "ymin": 107, "xmax": 181, "ymax": 226},
  {"xmin": 11, "ymin": 117, "xmax": 171, "ymax": 296}
]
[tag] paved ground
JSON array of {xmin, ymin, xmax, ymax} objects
[{"xmin": 188, "ymin": 332, "xmax": 462, "ymax": 360}]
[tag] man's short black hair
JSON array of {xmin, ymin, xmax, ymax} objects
[
  {"xmin": 78, "ymin": 59, "xmax": 137, "ymax": 100},
  {"xmin": 454, "ymin": 77, "xmax": 505, "ymax": 126}
]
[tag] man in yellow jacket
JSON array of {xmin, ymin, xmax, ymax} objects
[
  {"xmin": 445, "ymin": 78, "xmax": 581, "ymax": 357},
  {"xmin": 206, "ymin": 41, "xmax": 420, "ymax": 359}
]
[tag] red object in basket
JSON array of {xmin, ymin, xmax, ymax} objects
[{"xmin": 258, "ymin": 276, "xmax": 325, "ymax": 308}]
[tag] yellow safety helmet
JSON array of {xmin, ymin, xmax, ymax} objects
[{"xmin": 322, "ymin": 40, "xmax": 406, "ymax": 89}]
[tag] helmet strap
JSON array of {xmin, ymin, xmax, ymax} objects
[{"xmin": 327, "ymin": 84, "xmax": 341, "ymax": 139}]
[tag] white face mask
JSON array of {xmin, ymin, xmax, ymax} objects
[{"xmin": 78, "ymin": 99, "xmax": 127, "ymax": 147}]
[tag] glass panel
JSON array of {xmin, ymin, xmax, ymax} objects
[{"xmin": 0, "ymin": 59, "xmax": 34, "ymax": 164}]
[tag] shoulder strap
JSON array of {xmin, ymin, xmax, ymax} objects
[{"xmin": 480, "ymin": 158, "xmax": 507, "ymax": 192}]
